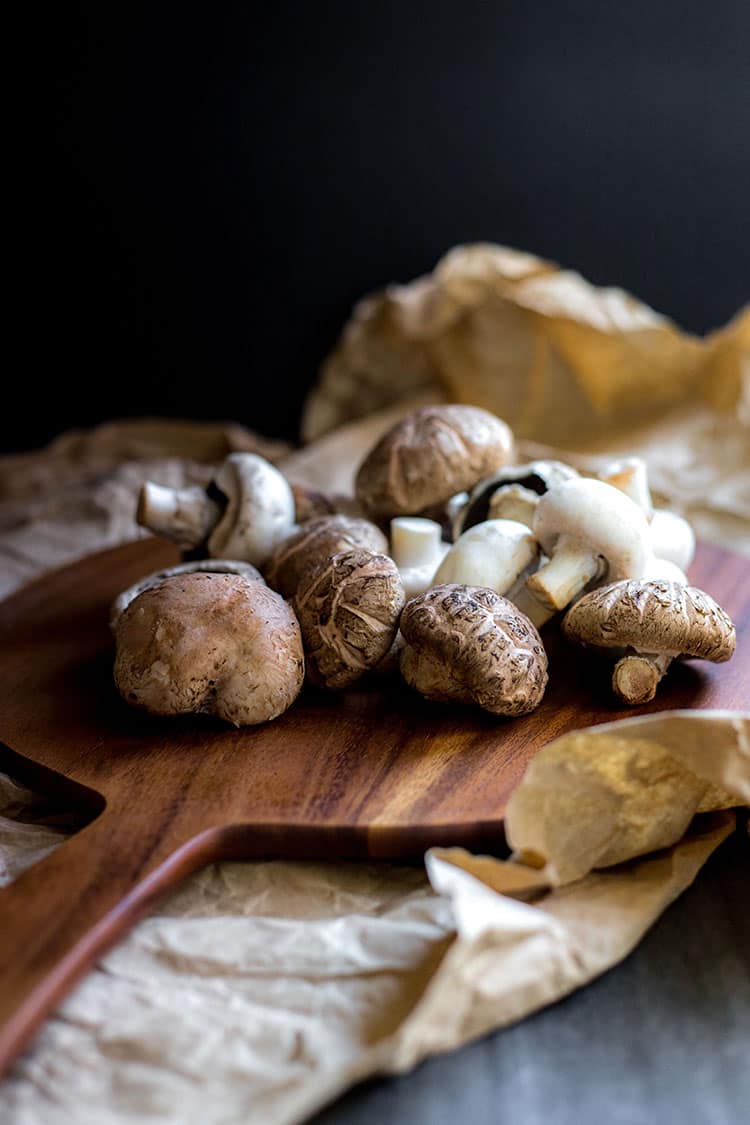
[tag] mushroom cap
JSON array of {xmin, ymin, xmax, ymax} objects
[
  {"xmin": 110, "ymin": 558, "xmax": 264, "ymax": 629},
  {"xmin": 456, "ymin": 460, "xmax": 578, "ymax": 536},
  {"xmin": 399, "ymin": 584, "xmax": 548, "ymax": 716},
  {"xmin": 207, "ymin": 453, "xmax": 296, "ymax": 566},
  {"xmin": 293, "ymin": 549, "xmax": 405, "ymax": 689},
  {"xmin": 355, "ymin": 405, "xmax": 514, "ymax": 521},
  {"xmin": 114, "ymin": 573, "xmax": 304, "ymax": 725},
  {"xmin": 562, "ymin": 579, "xmax": 736, "ymax": 661},
  {"xmin": 264, "ymin": 514, "xmax": 388, "ymax": 599},
  {"xmin": 533, "ymin": 478, "xmax": 650, "ymax": 580},
  {"xmin": 433, "ymin": 519, "xmax": 539, "ymax": 595},
  {"xmin": 649, "ymin": 508, "xmax": 696, "ymax": 571}
]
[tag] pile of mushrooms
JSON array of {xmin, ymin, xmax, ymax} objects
[{"xmin": 114, "ymin": 404, "xmax": 735, "ymax": 726}]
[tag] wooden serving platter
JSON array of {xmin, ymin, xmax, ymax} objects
[{"xmin": 0, "ymin": 538, "xmax": 748, "ymax": 1074}]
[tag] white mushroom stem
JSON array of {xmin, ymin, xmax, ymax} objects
[
  {"xmin": 487, "ymin": 484, "xmax": 539, "ymax": 528},
  {"xmin": 390, "ymin": 517, "xmax": 448, "ymax": 599},
  {"xmin": 508, "ymin": 582, "xmax": 555, "ymax": 630},
  {"xmin": 649, "ymin": 509, "xmax": 696, "ymax": 570},
  {"xmin": 137, "ymin": 483, "xmax": 222, "ymax": 548},
  {"xmin": 525, "ymin": 536, "xmax": 603, "ymax": 611},
  {"xmin": 612, "ymin": 652, "xmax": 674, "ymax": 705},
  {"xmin": 599, "ymin": 457, "xmax": 653, "ymax": 516}
]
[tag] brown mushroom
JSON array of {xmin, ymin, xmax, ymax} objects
[
  {"xmin": 562, "ymin": 579, "xmax": 736, "ymax": 705},
  {"xmin": 355, "ymin": 405, "xmax": 514, "ymax": 521},
  {"xmin": 293, "ymin": 549, "xmax": 405, "ymax": 689},
  {"xmin": 290, "ymin": 482, "xmax": 338, "ymax": 524},
  {"xmin": 399, "ymin": 584, "xmax": 548, "ymax": 716},
  {"xmin": 110, "ymin": 558, "xmax": 264, "ymax": 629},
  {"xmin": 264, "ymin": 514, "xmax": 388, "ymax": 599},
  {"xmin": 114, "ymin": 573, "xmax": 304, "ymax": 725}
]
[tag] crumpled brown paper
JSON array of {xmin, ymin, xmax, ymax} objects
[
  {"xmin": 302, "ymin": 243, "xmax": 750, "ymax": 554},
  {"xmin": 1, "ymin": 246, "xmax": 749, "ymax": 1122}
]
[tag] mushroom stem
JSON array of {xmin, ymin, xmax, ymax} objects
[
  {"xmin": 390, "ymin": 517, "xmax": 449, "ymax": 600},
  {"xmin": 525, "ymin": 538, "xmax": 602, "ymax": 611},
  {"xmin": 487, "ymin": 485, "xmax": 539, "ymax": 528},
  {"xmin": 509, "ymin": 584, "xmax": 554, "ymax": 630},
  {"xmin": 137, "ymin": 483, "xmax": 222, "ymax": 548},
  {"xmin": 612, "ymin": 652, "xmax": 673, "ymax": 705}
]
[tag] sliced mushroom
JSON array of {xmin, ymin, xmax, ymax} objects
[
  {"xmin": 114, "ymin": 573, "xmax": 304, "ymax": 725},
  {"xmin": 355, "ymin": 405, "xmax": 514, "ymax": 521},
  {"xmin": 390, "ymin": 517, "xmax": 449, "ymax": 598},
  {"xmin": 137, "ymin": 453, "xmax": 296, "ymax": 568},
  {"xmin": 264, "ymin": 514, "xmax": 388, "ymax": 599},
  {"xmin": 526, "ymin": 479, "xmax": 650, "ymax": 614},
  {"xmin": 293, "ymin": 549, "xmax": 405, "ymax": 689},
  {"xmin": 110, "ymin": 558, "xmax": 264, "ymax": 629},
  {"xmin": 455, "ymin": 460, "xmax": 579, "ymax": 536},
  {"xmin": 399, "ymin": 584, "xmax": 548, "ymax": 716},
  {"xmin": 562, "ymin": 579, "xmax": 736, "ymax": 705}
]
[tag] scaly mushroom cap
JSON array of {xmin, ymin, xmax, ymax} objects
[
  {"xmin": 114, "ymin": 573, "xmax": 304, "ymax": 726},
  {"xmin": 562, "ymin": 580, "xmax": 736, "ymax": 661},
  {"xmin": 110, "ymin": 558, "xmax": 264, "ymax": 629},
  {"xmin": 294, "ymin": 549, "xmax": 405, "ymax": 689},
  {"xmin": 399, "ymin": 584, "xmax": 548, "ymax": 716},
  {"xmin": 355, "ymin": 405, "xmax": 514, "ymax": 521},
  {"xmin": 264, "ymin": 515, "xmax": 388, "ymax": 599}
]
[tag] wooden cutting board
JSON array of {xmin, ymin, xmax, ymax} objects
[{"xmin": 0, "ymin": 537, "xmax": 747, "ymax": 1074}]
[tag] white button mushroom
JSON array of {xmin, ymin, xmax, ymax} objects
[
  {"xmin": 390, "ymin": 517, "xmax": 449, "ymax": 599},
  {"xmin": 433, "ymin": 519, "xmax": 539, "ymax": 598},
  {"xmin": 454, "ymin": 460, "xmax": 579, "ymax": 536},
  {"xmin": 137, "ymin": 453, "xmax": 296, "ymax": 568},
  {"xmin": 648, "ymin": 508, "xmax": 696, "ymax": 571},
  {"xmin": 526, "ymin": 478, "xmax": 651, "ymax": 613},
  {"xmin": 598, "ymin": 456, "xmax": 653, "ymax": 517}
]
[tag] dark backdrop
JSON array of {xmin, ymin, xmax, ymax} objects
[{"xmin": 11, "ymin": 1, "xmax": 750, "ymax": 452}]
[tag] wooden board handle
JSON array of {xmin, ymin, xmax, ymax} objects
[{"xmin": 0, "ymin": 800, "xmax": 221, "ymax": 1077}]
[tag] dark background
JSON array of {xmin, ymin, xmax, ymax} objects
[{"xmin": 12, "ymin": 1, "xmax": 750, "ymax": 453}]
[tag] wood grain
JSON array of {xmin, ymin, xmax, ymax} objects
[{"xmin": 0, "ymin": 537, "xmax": 748, "ymax": 1075}]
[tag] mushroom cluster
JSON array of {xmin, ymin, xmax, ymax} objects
[{"xmin": 115, "ymin": 407, "xmax": 735, "ymax": 725}]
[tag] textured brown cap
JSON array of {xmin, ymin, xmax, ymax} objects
[
  {"xmin": 562, "ymin": 579, "xmax": 736, "ymax": 661},
  {"xmin": 355, "ymin": 405, "xmax": 514, "ymax": 520},
  {"xmin": 294, "ymin": 549, "xmax": 405, "ymax": 689},
  {"xmin": 399, "ymin": 584, "xmax": 548, "ymax": 717},
  {"xmin": 263, "ymin": 515, "xmax": 388, "ymax": 599}
]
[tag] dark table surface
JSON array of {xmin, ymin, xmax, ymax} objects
[{"xmin": 315, "ymin": 825, "xmax": 749, "ymax": 1125}]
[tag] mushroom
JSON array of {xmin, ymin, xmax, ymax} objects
[
  {"xmin": 598, "ymin": 456, "xmax": 653, "ymax": 517},
  {"xmin": 597, "ymin": 457, "xmax": 695, "ymax": 570},
  {"xmin": 264, "ymin": 514, "xmax": 388, "ymax": 599},
  {"xmin": 649, "ymin": 508, "xmax": 696, "ymax": 571},
  {"xmin": 137, "ymin": 453, "xmax": 296, "ymax": 567},
  {"xmin": 526, "ymin": 478, "xmax": 651, "ymax": 614},
  {"xmin": 289, "ymin": 482, "xmax": 338, "ymax": 524},
  {"xmin": 293, "ymin": 549, "xmax": 405, "ymax": 689},
  {"xmin": 562, "ymin": 579, "xmax": 736, "ymax": 705},
  {"xmin": 399, "ymin": 584, "xmax": 548, "ymax": 717},
  {"xmin": 114, "ymin": 572, "xmax": 304, "ymax": 725},
  {"xmin": 433, "ymin": 519, "xmax": 540, "ymax": 602},
  {"xmin": 454, "ymin": 460, "xmax": 579, "ymax": 536},
  {"xmin": 390, "ymin": 517, "xmax": 449, "ymax": 598},
  {"xmin": 110, "ymin": 558, "xmax": 264, "ymax": 628},
  {"xmin": 355, "ymin": 405, "xmax": 514, "ymax": 522}
]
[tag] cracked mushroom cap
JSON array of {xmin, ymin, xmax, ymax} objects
[
  {"xmin": 114, "ymin": 572, "xmax": 304, "ymax": 726},
  {"xmin": 264, "ymin": 514, "xmax": 388, "ymax": 599},
  {"xmin": 562, "ymin": 580, "xmax": 736, "ymax": 661},
  {"xmin": 399, "ymin": 584, "xmax": 548, "ymax": 716},
  {"xmin": 355, "ymin": 405, "xmax": 514, "ymax": 521},
  {"xmin": 293, "ymin": 549, "xmax": 405, "ymax": 689}
]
